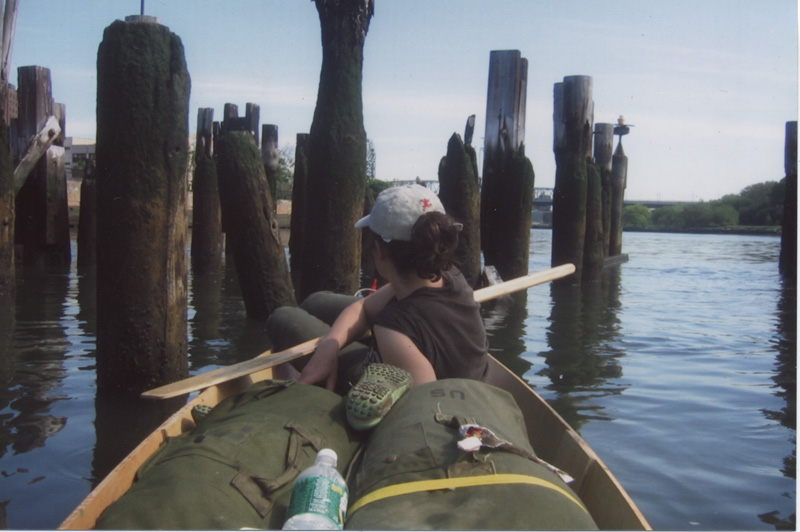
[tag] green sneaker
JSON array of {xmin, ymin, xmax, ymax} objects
[
  {"xmin": 191, "ymin": 404, "xmax": 212, "ymax": 424},
  {"xmin": 345, "ymin": 364, "xmax": 413, "ymax": 431}
]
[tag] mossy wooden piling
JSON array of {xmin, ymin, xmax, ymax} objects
[
  {"xmin": 583, "ymin": 162, "xmax": 604, "ymax": 282},
  {"xmin": 261, "ymin": 124, "xmax": 279, "ymax": 203},
  {"xmin": 76, "ymin": 159, "xmax": 96, "ymax": 275},
  {"xmin": 191, "ymin": 107, "xmax": 223, "ymax": 275},
  {"xmin": 0, "ymin": 0, "xmax": 18, "ymax": 297},
  {"xmin": 609, "ymin": 141, "xmax": 627, "ymax": 257},
  {"xmin": 289, "ymin": 133, "xmax": 309, "ymax": 296},
  {"xmin": 594, "ymin": 123, "xmax": 614, "ymax": 255},
  {"xmin": 552, "ymin": 75, "xmax": 593, "ymax": 284},
  {"xmin": 95, "ymin": 18, "xmax": 190, "ymax": 395},
  {"xmin": 14, "ymin": 65, "xmax": 70, "ymax": 270},
  {"xmin": 216, "ymin": 131, "xmax": 295, "ymax": 319},
  {"xmin": 438, "ymin": 132, "xmax": 481, "ymax": 287},
  {"xmin": 481, "ymin": 50, "xmax": 534, "ymax": 283},
  {"xmin": 779, "ymin": 120, "xmax": 797, "ymax": 283},
  {"xmin": 299, "ymin": 0, "xmax": 373, "ymax": 301}
]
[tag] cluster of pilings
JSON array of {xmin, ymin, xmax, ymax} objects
[
  {"xmin": 551, "ymin": 75, "xmax": 630, "ymax": 285},
  {"xmin": 1, "ymin": 2, "xmax": 794, "ymax": 400},
  {"xmin": 10, "ymin": 66, "xmax": 70, "ymax": 273}
]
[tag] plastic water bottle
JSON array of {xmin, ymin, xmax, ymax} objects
[{"xmin": 283, "ymin": 448, "xmax": 348, "ymax": 530}]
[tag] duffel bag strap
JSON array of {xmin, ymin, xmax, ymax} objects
[
  {"xmin": 347, "ymin": 474, "xmax": 590, "ymax": 518},
  {"xmin": 255, "ymin": 420, "xmax": 324, "ymax": 492}
]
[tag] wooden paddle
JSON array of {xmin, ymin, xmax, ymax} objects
[{"xmin": 142, "ymin": 263, "xmax": 576, "ymax": 400}]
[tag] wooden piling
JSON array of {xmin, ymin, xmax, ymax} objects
[
  {"xmin": 289, "ymin": 133, "xmax": 309, "ymax": 295},
  {"xmin": 552, "ymin": 75, "xmax": 593, "ymax": 283},
  {"xmin": 76, "ymin": 158, "xmax": 96, "ymax": 274},
  {"xmin": 216, "ymin": 131, "xmax": 296, "ymax": 319},
  {"xmin": 779, "ymin": 120, "xmax": 797, "ymax": 283},
  {"xmin": 299, "ymin": 0, "xmax": 373, "ymax": 301},
  {"xmin": 222, "ymin": 102, "xmax": 259, "ymax": 143},
  {"xmin": 608, "ymin": 141, "xmax": 627, "ymax": 257},
  {"xmin": 438, "ymin": 132, "xmax": 481, "ymax": 287},
  {"xmin": 0, "ymin": 0, "xmax": 18, "ymax": 296},
  {"xmin": 583, "ymin": 162, "xmax": 604, "ymax": 282},
  {"xmin": 481, "ymin": 50, "xmax": 534, "ymax": 282},
  {"xmin": 261, "ymin": 124, "xmax": 279, "ymax": 203},
  {"xmin": 95, "ymin": 19, "xmax": 190, "ymax": 395},
  {"xmin": 594, "ymin": 123, "xmax": 614, "ymax": 255},
  {"xmin": 191, "ymin": 107, "xmax": 223, "ymax": 275},
  {"xmin": 0, "ymin": 82, "xmax": 13, "ymax": 296},
  {"xmin": 14, "ymin": 66, "xmax": 70, "ymax": 270}
]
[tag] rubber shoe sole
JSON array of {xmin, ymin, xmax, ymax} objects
[
  {"xmin": 346, "ymin": 364, "xmax": 413, "ymax": 431},
  {"xmin": 191, "ymin": 404, "xmax": 212, "ymax": 424}
]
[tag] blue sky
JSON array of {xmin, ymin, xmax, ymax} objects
[{"xmin": 10, "ymin": 0, "xmax": 798, "ymax": 201}]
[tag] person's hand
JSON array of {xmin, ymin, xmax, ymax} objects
[{"xmin": 298, "ymin": 337, "xmax": 340, "ymax": 391}]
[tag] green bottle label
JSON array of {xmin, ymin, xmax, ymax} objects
[{"xmin": 287, "ymin": 475, "xmax": 348, "ymax": 528}]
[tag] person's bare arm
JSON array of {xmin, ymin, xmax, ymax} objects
[
  {"xmin": 299, "ymin": 285, "xmax": 396, "ymax": 390},
  {"xmin": 373, "ymin": 325, "xmax": 437, "ymax": 386}
]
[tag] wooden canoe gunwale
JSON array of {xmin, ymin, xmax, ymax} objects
[{"xmin": 59, "ymin": 357, "xmax": 650, "ymax": 530}]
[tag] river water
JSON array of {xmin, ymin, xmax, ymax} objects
[{"xmin": 0, "ymin": 229, "xmax": 794, "ymax": 530}]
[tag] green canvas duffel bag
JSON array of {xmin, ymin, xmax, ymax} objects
[
  {"xmin": 97, "ymin": 380, "xmax": 365, "ymax": 530},
  {"xmin": 345, "ymin": 379, "xmax": 598, "ymax": 530}
]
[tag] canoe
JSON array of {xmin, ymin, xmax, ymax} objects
[{"xmin": 59, "ymin": 354, "xmax": 650, "ymax": 530}]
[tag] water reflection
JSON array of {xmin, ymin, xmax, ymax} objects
[
  {"xmin": 91, "ymin": 391, "xmax": 184, "ymax": 488},
  {"xmin": 758, "ymin": 279, "xmax": 796, "ymax": 530},
  {"xmin": 0, "ymin": 271, "xmax": 70, "ymax": 459},
  {"xmin": 537, "ymin": 267, "xmax": 627, "ymax": 431},
  {"xmin": 483, "ymin": 292, "xmax": 531, "ymax": 377}
]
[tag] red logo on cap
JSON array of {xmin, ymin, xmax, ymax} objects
[{"xmin": 421, "ymin": 198, "xmax": 432, "ymax": 211}]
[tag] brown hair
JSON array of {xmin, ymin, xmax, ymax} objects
[{"xmin": 376, "ymin": 211, "xmax": 460, "ymax": 282}]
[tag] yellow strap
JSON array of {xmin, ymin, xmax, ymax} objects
[{"xmin": 348, "ymin": 473, "xmax": 588, "ymax": 516}]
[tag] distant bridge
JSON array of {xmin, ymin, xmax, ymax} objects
[{"xmin": 393, "ymin": 182, "xmax": 697, "ymax": 210}]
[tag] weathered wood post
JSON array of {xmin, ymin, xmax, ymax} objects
[
  {"xmin": 481, "ymin": 50, "xmax": 534, "ymax": 283},
  {"xmin": 583, "ymin": 162, "xmax": 604, "ymax": 282},
  {"xmin": 779, "ymin": 120, "xmax": 797, "ymax": 283},
  {"xmin": 216, "ymin": 131, "xmax": 296, "ymax": 319},
  {"xmin": 191, "ymin": 107, "xmax": 223, "ymax": 275},
  {"xmin": 439, "ymin": 131, "xmax": 481, "ymax": 287},
  {"xmin": 289, "ymin": 133, "xmax": 309, "ymax": 295},
  {"xmin": 95, "ymin": 17, "xmax": 190, "ymax": 395},
  {"xmin": 299, "ymin": 0, "xmax": 373, "ymax": 301},
  {"xmin": 218, "ymin": 103, "xmax": 259, "ymax": 241},
  {"xmin": 608, "ymin": 137, "xmax": 628, "ymax": 257},
  {"xmin": 14, "ymin": 66, "xmax": 71, "ymax": 270},
  {"xmin": 261, "ymin": 124, "xmax": 279, "ymax": 204},
  {"xmin": 76, "ymin": 158, "xmax": 96, "ymax": 275},
  {"xmin": 594, "ymin": 123, "xmax": 614, "ymax": 255},
  {"xmin": 0, "ymin": 0, "xmax": 18, "ymax": 297},
  {"xmin": 552, "ymin": 75, "xmax": 593, "ymax": 283}
]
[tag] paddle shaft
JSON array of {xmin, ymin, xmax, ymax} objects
[{"xmin": 142, "ymin": 263, "xmax": 576, "ymax": 399}]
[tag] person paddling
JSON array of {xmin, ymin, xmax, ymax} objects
[{"xmin": 267, "ymin": 184, "xmax": 490, "ymax": 428}]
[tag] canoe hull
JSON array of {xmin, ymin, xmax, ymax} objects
[{"xmin": 60, "ymin": 357, "xmax": 650, "ymax": 530}]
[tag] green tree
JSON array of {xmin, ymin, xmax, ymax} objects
[
  {"xmin": 651, "ymin": 204, "xmax": 685, "ymax": 227},
  {"xmin": 710, "ymin": 204, "xmax": 739, "ymax": 226},
  {"xmin": 622, "ymin": 204, "xmax": 652, "ymax": 227},
  {"xmin": 739, "ymin": 180, "xmax": 784, "ymax": 225},
  {"xmin": 274, "ymin": 145, "xmax": 295, "ymax": 200}
]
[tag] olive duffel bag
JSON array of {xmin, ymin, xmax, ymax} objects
[
  {"xmin": 97, "ymin": 380, "xmax": 365, "ymax": 530},
  {"xmin": 345, "ymin": 379, "xmax": 598, "ymax": 530}
]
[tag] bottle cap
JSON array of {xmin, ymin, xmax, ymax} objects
[{"xmin": 318, "ymin": 448, "xmax": 337, "ymax": 463}]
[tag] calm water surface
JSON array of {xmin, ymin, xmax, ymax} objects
[{"xmin": 0, "ymin": 230, "xmax": 794, "ymax": 530}]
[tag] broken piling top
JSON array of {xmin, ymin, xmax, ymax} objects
[
  {"xmin": 594, "ymin": 123, "xmax": 615, "ymax": 172},
  {"xmin": 124, "ymin": 14, "xmax": 161, "ymax": 25},
  {"xmin": 553, "ymin": 75, "xmax": 594, "ymax": 156},
  {"xmin": 484, "ymin": 50, "xmax": 528, "ymax": 163}
]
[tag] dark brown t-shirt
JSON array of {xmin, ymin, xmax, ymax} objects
[{"xmin": 365, "ymin": 268, "xmax": 490, "ymax": 381}]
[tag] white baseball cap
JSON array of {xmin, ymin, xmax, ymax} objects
[{"xmin": 355, "ymin": 184, "xmax": 445, "ymax": 242}]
